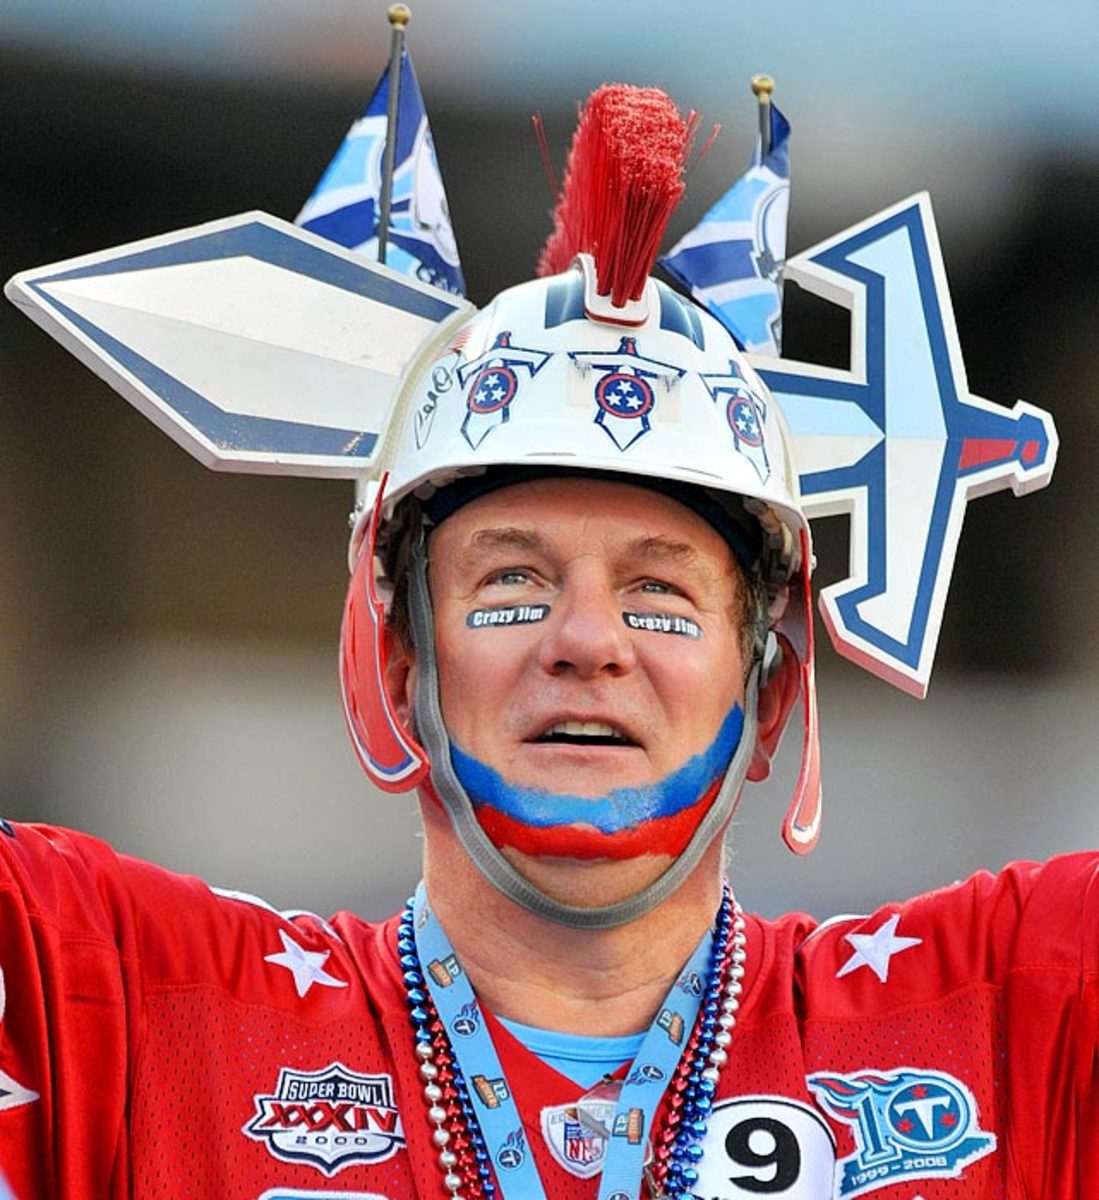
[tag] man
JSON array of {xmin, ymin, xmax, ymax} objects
[{"xmin": 0, "ymin": 83, "xmax": 1086, "ymax": 1200}]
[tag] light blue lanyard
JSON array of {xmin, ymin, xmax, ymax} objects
[{"xmin": 412, "ymin": 883, "xmax": 713, "ymax": 1199}]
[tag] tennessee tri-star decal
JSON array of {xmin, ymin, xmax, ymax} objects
[
  {"xmin": 570, "ymin": 335, "xmax": 686, "ymax": 451},
  {"xmin": 702, "ymin": 360, "xmax": 772, "ymax": 484},
  {"xmin": 264, "ymin": 929, "xmax": 348, "ymax": 998},
  {"xmin": 457, "ymin": 330, "xmax": 552, "ymax": 450},
  {"xmin": 836, "ymin": 914, "xmax": 922, "ymax": 983},
  {"xmin": 751, "ymin": 192, "xmax": 1056, "ymax": 697}
]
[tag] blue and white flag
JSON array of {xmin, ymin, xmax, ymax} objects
[
  {"xmin": 660, "ymin": 103, "xmax": 790, "ymax": 355},
  {"xmin": 297, "ymin": 46, "xmax": 465, "ymax": 296}
]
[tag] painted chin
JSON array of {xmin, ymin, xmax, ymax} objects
[
  {"xmin": 475, "ymin": 782, "xmax": 720, "ymax": 861},
  {"xmin": 450, "ymin": 705, "xmax": 744, "ymax": 865}
]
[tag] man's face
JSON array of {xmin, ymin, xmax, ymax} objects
[{"xmin": 425, "ymin": 477, "xmax": 749, "ymax": 863}]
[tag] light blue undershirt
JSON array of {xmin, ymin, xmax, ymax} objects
[{"xmin": 498, "ymin": 1016, "xmax": 645, "ymax": 1089}]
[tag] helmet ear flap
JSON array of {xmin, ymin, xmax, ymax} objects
[
  {"xmin": 759, "ymin": 629, "xmax": 781, "ymax": 687},
  {"xmin": 339, "ymin": 475, "xmax": 431, "ymax": 793},
  {"xmin": 779, "ymin": 529, "xmax": 822, "ymax": 854}
]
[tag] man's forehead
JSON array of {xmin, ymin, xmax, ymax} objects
[
  {"xmin": 443, "ymin": 509, "xmax": 736, "ymax": 581},
  {"xmin": 422, "ymin": 470, "xmax": 760, "ymax": 573}
]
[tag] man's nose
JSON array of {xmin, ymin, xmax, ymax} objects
[{"xmin": 536, "ymin": 572, "xmax": 637, "ymax": 678}]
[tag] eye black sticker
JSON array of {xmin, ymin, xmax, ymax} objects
[
  {"xmin": 622, "ymin": 611, "xmax": 702, "ymax": 639},
  {"xmin": 466, "ymin": 604, "xmax": 551, "ymax": 629}
]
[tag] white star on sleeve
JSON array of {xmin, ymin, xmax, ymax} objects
[
  {"xmin": 264, "ymin": 929, "xmax": 348, "ymax": 998},
  {"xmin": 0, "ymin": 965, "xmax": 40, "ymax": 1113},
  {"xmin": 835, "ymin": 913, "xmax": 922, "ymax": 983},
  {"xmin": 0, "ymin": 1068, "xmax": 39, "ymax": 1114}
]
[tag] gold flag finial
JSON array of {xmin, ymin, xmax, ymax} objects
[{"xmin": 750, "ymin": 75, "xmax": 775, "ymax": 156}]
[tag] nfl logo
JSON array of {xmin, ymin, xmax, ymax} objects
[
  {"xmin": 540, "ymin": 1100, "xmax": 616, "ymax": 1180},
  {"xmin": 565, "ymin": 1113, "xmax": 602, "ymax": 1167}
]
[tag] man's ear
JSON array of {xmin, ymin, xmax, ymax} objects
[
  {"xmin": 747, "ymin": 633, "xmax": 801, "ymax": 782},
  {"xmin": 383, "ymin": 626, "xmax": 416, "ymax": 727}
]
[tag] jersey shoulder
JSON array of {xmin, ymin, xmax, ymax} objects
[
  {"xmin": 747, "ymin": 851, "xmax": 1099, "ymax": 1020},
  {"xmin": 0, "ymin": 818, "xmax": 400, "ymax": 1007}
]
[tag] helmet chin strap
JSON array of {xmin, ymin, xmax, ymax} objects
[{"xmin": 407, "ymin": 540, "xmax": 761, "ymax": 930}]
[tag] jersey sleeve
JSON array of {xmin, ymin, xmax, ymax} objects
[
  {"xmin": 978, "ymin": 854, "xmax": 1099, "ymax": 1192},
  {"xmin": 0, "ymin": 821, "xmax": 167, "ymax": 1198},
  {"xmin": 795, "ymin": 851, "xmax": 1099, "ymax": 1197},
  {"xmin": 905, "ymin": 853, "xmax": 1099, "ymax": 1193}
]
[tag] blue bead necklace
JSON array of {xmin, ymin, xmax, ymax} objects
[{"xmin": 397, "ymin": 883, "xmax": 745, "ymax": 1199}]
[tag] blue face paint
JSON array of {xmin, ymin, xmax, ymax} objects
[{"xmin": 449, "ymin": 703, "xmax": 743, "ymax": 837}]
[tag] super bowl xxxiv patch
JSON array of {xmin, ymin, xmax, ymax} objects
[
  {"xmin": 808, "ymin": 1067, "xmax": 996, "ymax": 1198},
  {"xmin": 243, "ymin": 1063, "xmax": 404, "ymax": 1176}
]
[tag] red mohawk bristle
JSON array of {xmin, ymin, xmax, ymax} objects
[{"xmin": 537, "ymin": 84, "xmax": 698, "ymax": 307}]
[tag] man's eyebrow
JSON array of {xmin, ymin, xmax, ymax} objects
[
  {"xmin": 627, "ymin": 535, "xmax": 706, "ymax": 567},
  {"xmin": 465, "ymin": 527, "xmax": 549, "ymax": 556}
]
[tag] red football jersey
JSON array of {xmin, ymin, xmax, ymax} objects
[{"xmin": 0, "ymin": 820, "xmax": 1096, "ymax": 1198}]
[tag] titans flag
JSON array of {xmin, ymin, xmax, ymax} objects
[
  {"xmin": 660, "ymin": 102, "xmax": 790, "ymax": 355},
  {"xmin": 296, "ymin": 46, "xmax": 465, "ymax": 296}
]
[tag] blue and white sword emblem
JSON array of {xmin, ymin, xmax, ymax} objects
[{"xmin": 751, "ymin": 193, "xmax": 1057, "ymax": 696}]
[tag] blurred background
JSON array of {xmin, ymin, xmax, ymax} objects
[{"xmin": 2, "ymin": 0, "xmax": 1097, "ymax": 922}]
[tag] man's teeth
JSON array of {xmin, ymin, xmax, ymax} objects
[{"xmin": 544, "ymin": 720, "xmax": 626, "ymax": 740}]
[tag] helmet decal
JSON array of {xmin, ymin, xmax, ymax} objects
[
  {"xmin": 569, "ymin": 336, "xmax": 687, "ymax": 452},
  {"xmin": 456, "ymin": 330, "xmax": 553, "ymax": 450},
  {"xmin": 702, "ymin": 361, "xmax": 772, "ymax": 484}
]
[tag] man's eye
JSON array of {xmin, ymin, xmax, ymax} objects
[
  {"xmin": 639, "ymin": 579, "xmax": 674, "ymax": 595},
  {"xmin": 489, "ymin": 569, "xmax": 531, "ymax": 586}
]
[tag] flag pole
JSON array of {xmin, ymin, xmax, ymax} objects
[
  {"xmin": 377, "ymin": 3, "xmax": 411, "ymax": 265},
  {"xmin": 751, "ymin": 73, "xmax": 774, "ymax": 158}
]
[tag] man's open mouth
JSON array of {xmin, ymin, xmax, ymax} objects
[{"xmin": 533, "ymin": 720, "xmax": 637, "ymax": 747}]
